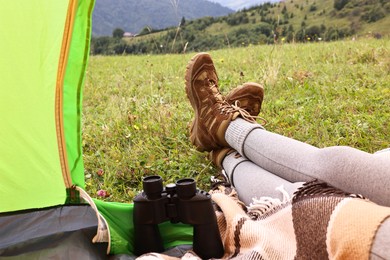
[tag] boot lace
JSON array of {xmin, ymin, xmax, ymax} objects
[
  {"xmin": 209, "ymin": 80, "xmax": 267, "ymax": 126},
  {"xmin": 231, "ymin": 100, "xmax": 267, "ymax": 126}
]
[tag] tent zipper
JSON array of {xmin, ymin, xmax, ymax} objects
[{"xmin": 55, "ymin": 0, "xmax": 79, "ymax": 188}]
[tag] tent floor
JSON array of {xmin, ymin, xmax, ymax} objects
[{"xmin": 0, "ymin": 205, "xmax": 108, "ymax": 259}]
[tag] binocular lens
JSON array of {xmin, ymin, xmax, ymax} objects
[
  {"xmin": 176, "ymin": 178, "xmax": 196, "ymax": 198},
  {"xmin": 143, "ymin": 175, "xmax": 163, "ymax": 199}
]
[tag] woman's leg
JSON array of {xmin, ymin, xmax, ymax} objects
[
  {"xmin": 225, "ymin": 118, "xmax": 390, "ymax": 206},
  {"xmin": 222, "ymin": 151, "xmax": 304, "ymax": 205},
  {"xmin": 221, "ymin": 140, "xmax": 390, "ymax": 259}
]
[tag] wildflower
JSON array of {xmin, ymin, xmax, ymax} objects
[
  {"xmin": 127, "ymin": 114, "xmax": 137, "ymax": 124},
  {"xmin": 97, "ymin": 189, "xmax": 109, "ymax": 197},
  {"xmin": 96, "ymin": 168, "xmax": 104, "ymax": 176}
]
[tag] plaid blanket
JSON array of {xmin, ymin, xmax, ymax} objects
[{"xmin": 137, "ymin": 180, "xmax": 390, "ymax": 259}]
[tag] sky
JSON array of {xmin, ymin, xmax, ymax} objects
[{"xmin": 210, "ymin": 0, "xmax": 280, "ymax": 10}]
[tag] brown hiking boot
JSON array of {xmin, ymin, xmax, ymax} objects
[
  {"xmin": 225, "ymin": 82, "xmax": 264, "ymax": 117},
  {"xmin": 185, "ymin": 52, "xmax": 256, "ymax": 152}
]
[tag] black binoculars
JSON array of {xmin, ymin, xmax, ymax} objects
[{"xmin": 133, "ymin": 175, "xmax": 224, "ymax": 259}]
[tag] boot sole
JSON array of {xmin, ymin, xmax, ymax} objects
[{"xmin": 185, "ymin": 53, "xmax": 212, "ymax": 151}]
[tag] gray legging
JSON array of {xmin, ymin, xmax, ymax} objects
[
  {"xmin": 224, "ymin": 118, "xmax": 390, "ymax": 206},
  {"xmin": 222, "ymin": 118, "xmax": 390, "ymax": 259}
]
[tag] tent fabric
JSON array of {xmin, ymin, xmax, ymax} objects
[
  {"xmin": 64, "ymin": 0, "xmax": 95, "ymax": 187},
  {"xmin": 93, "ymin": 199, "xmax": 194, "ymax": 256},
  {"xmin": 0, "ymin": 0, "xmax": 93, "ymax": 213},
  {"xmin": 0, "ymin": 205, "xmax": 108, "ymax": 259},
  {"xmin": 0, "ymin": 1, "xmax": 70, "ymax": 212}
]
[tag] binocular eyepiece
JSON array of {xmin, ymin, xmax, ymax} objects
[
  {"xmin": 142, "ymin": 175, "xmax": 197, "ymax": 199},
  {"xmin": 133, "ymin": 175, "xmax": 224, "ymax": 259}
]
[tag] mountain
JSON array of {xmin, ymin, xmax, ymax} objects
[
  {"xmin": 91, "ymin": 0, "xmax": 390, "ymax": 55},
  {"xmin": 210, "ymin": 0, "xmax": 280, "ymax": 10},
  {"xmin": 92, "ymin": 0, "xmax": 234, "ymax": 36}
]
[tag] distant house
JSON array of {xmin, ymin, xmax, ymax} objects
[{"xmin": 123, "ymin": 32, "xmax": 135, "ymax": 37}]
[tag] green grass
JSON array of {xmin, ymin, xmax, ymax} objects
[{"xmin": 83, "ymin": 38, "xmax": 390, "ymax": 202}]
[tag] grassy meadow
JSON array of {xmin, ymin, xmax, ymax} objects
[{"xmin": 83, "ymin": 38, "xmax": 390, "ymax": 202}]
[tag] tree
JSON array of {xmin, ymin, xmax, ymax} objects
[
  {"xmin": 180, "ymin": 17, "xmax": 186, "ymax": 26},
  {"xmin": 112, "ymin": 28, "xmax": 124, "ymax": 39},
  {"xmin": 361, "ymin": 6, "xmax": 385, "ymax": 23},
  {"xmin": 255, "ymin": 23, "xmax": 273, "ymax": 37},
  {"xmin": 91, "ymin": 36, "xmax": 111, "ymax": 54},
  {"xmin": 334, "ymin": 0, "xmax": 349, "ymax": 11},
  {"xmin": 306, "ymin": 25, "xmax": 321, "ymax": 40},
  {"xmin": 139, "ymin": 26, "xmax": 152, "ymax": 36},
  {"xmin": 286, "ymin": 25, "xmax": 295, "ymax": 42}
]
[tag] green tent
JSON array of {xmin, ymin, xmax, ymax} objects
[{"xmin": 0, "ymin": 1, "xmax": 191, "ymax": 258}]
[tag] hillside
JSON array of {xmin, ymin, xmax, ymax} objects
[
  {"xmin": 211, "ymin": 0, "xmax": 280, "ymax": 10},
  {"xmin": 91, "ymin": 0, "xmax": 390, "ymax": 54},
  {"xmin": 92, "ymin": 0, "xmax": 234, "ymax": 36}
]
